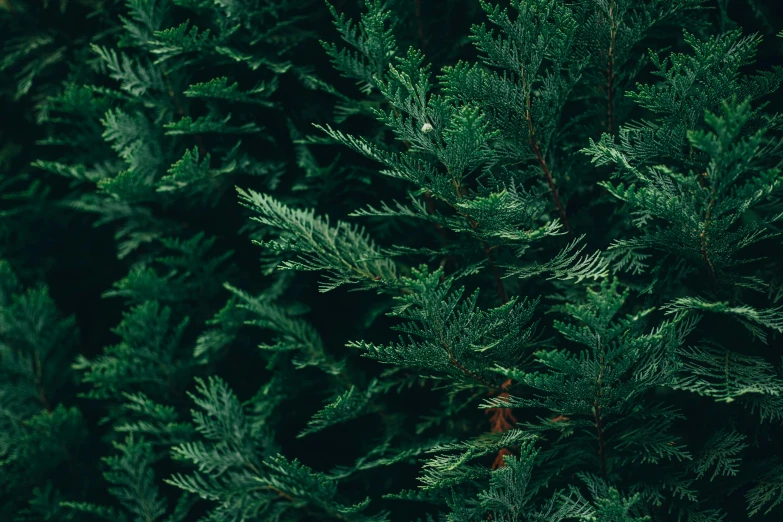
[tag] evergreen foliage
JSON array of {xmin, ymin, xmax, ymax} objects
[{"xmin": 2, "ymin": 0, "xmax": 783, "ymax": 521}]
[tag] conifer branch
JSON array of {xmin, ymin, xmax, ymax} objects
[
  {"xmin": 449, "ymin": 357, "xmax": 495, "ymax": 389},
  {"xmin": 450, "ymin": 154, "xmax": 515, "ymax": 465},
  {"xmin": 434, "ymin": 306, "xmax": 496, "ymax": 389}
]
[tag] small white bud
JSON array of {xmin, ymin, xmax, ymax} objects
[{"xmin": 421, "ymin": 123, "xmax": 434, "ymax": 133}]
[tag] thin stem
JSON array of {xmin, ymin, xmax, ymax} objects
[
  {"xmin": 430, "ymin": 289, "xmax": 501, "ymax": 391},
  {"xmin": 449, "ymin": 357, "xmax": 495, "ymax": 389},
  {"xmin": 488, "ymin": 379, "xmax": 516, "ymax": 469},
  {"xmin": 523, "ymin": 77, "xmax": 572, "ymax": 235}
]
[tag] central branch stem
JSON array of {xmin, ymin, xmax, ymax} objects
[{"xmin": 523, "ymin": 76, "xmax": 572, "ymax": 235}]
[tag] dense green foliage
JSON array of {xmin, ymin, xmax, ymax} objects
[{"xmin": 2, "ymin": 0, "xmax": 783, "ymax": 520}]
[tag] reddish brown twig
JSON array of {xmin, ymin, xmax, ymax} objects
[
  {"xmin": 436, "ymin": 316, "xmax": 498, "ymax": 390},
  {"xmin": 523, "ymin": 80, "xmax": 572, "ymax": 236},
  {"xmin": 487, "ymin": 378, "xmax": 516, "ymax": 469}
]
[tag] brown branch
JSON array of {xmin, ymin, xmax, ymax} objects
[
  {"xmin": 524, "ymin": 83, "xmax": 572, "ymax": 236},
  {"xmin": 429, "ymin": 276, "xmax": 502, "ymax": 391},
  {"xmin": 267, "ymin": 485, "xmax": 294, "ymax": 502},
  {"xmin": 441, "ymin": 332, "xmax": 497, "ymax": 390},
  {"xmin": 530, "ymin": 133, "xmax": 571, "ymax": 236},
  {"xmin": 449, "ymin": 357, "xmax": 496, "ymax": 389},
  {"xmin": 487, "ymin": 379, "xmax": 516, "ymax": 469},
  {"xmin": 491, "ymin": 447, "xmax": 515, "ymax": 470}
]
